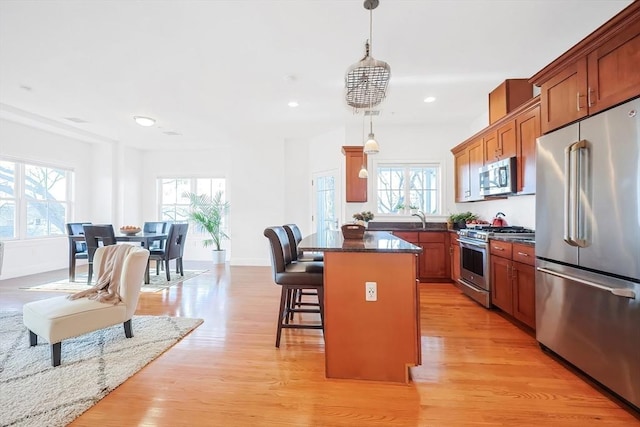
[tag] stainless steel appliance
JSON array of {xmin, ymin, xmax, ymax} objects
[
  {"xmin": 458, "ymin": 226, "xmax": 535, "ymax": 308},
  {"xmin": 536, "ymin": 97, "xmax": 640, "ymax": 410},
  {"xmin": 479, "ymin": 156, "xmax": 516, "ymax": 196}
]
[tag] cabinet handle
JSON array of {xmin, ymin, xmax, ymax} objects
[
  {"xmin": 493, "ymin": 246, "xmax": 504, "ymax": 251},
  {"xmin": 517, "ymin": 252, "xmax": 529, "ymax": 257},
  {"xmin": 576, "ymin": 92, "xmax": 582, "ymax": 111},
  {"xmin": 588, "ymin": 87, "xmax": 594, "ymax": 107}
]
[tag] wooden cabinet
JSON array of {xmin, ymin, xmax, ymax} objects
[
  {"xmin": 453, "ymin": 138, "xmax": 484, "ymax": 202},
  {"xmin": 515, "ymin": 103, "xmax": 540, "ymax": 194},
  {"xmin": 485, "ymin": 121, "xmax": 517, "ymax": 163},
  {"xmin": 418, "ymin": 232, "xmax": 450, "ymax": 281},
  {"xmin": 490, "ymin": 240, "xmax": 536, "ymax": 329},
  {"xmin": 532, "ymin": 3, "xmax": 640, "ymax": 134},
  {"xmin": 394, "ymin": 231, "xmax": 450, "ymax": 282},
  {"xmin": 489, "ymin": 79, "xmax": 533, "ymax": 125},
  {"xmin": 538, "ymin": 58, "xmax": 588, "ymax": 133},
  {"xmin": 453, "ymin": 97, "xmax": 540, "ymax": 200},
  {"xmin": 449, "ymin": 232, "xmax": 461, "ymax": 284},
  {"xmin": 587, "ymin": 21, "xmax": 640, "ymax": 116},
  {"xmin": 341, "ymin": 146, "xmax": 367, "ymax": 202}
]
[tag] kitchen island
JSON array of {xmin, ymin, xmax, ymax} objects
[{"xmin": 299, "ymin": 230, "xmax": 422, "ymax": 383}]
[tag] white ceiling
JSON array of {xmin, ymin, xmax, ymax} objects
[{"xmin": 0, "ymin": 0, "xmax": 633, "ymax": 151}]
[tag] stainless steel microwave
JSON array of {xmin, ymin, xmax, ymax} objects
[{"xmin": 479, "ymin": 157, "xmax": 516, "ymax": 196}]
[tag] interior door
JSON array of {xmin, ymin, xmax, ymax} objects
[{"xmin": 312, "ymin": 170, "xmax": 339, "ymax": 236}]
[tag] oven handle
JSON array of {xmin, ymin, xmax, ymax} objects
[{"xmin": 458, "ymin": 238, "xmax": 488, "ymax": 249}]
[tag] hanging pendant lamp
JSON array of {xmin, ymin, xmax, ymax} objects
[
  {"xmin": 345, "ymin": 0, "xmax": 391, "ymax": 111},
  {"xmin": 364, "ymin": 112, "xmax": 379, "ymax": 155}
]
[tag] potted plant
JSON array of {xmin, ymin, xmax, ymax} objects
[
  {"xmin": 447, "ymin": 212, "xmax": 478, "ymax": 230},
  {"xmin": 352, "ymin": 210, "xmax": 375, "ymax": 227},
  {"xmin": 184, "ymin": 190, "xmax": 230, "ymax": 264}
]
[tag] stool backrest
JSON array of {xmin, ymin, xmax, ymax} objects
[
  {"xmin": 263, "ymin": 226, "xmax": 293, "ymax": 277},
  {"xmin": 283, "ymin": 224, "xmax": 303, "ymax": 261}
]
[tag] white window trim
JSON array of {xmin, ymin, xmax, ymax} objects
[{"xmin": 371, "ymin": 158, "xmax": 447, "ymax": 220}]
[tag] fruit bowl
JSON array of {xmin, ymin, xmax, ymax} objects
[{"xmin": 120, "ymin": 226, "xmax": 141, "ymax": 236}]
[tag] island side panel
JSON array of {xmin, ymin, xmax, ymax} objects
[{"xmin": 323, "ymin": 251, "xmax": 420, "ymax": 383}]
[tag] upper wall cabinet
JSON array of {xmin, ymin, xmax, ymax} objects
[
  {"xmin": 452, "ymin": 97, "xmax": 540, "ymax": 201},
  {"xmin": 531, "ymin": 2, "xmax": 640, "ymax": 134},
  {"xmin": 515, "ymin": 102, "xmax": 540, "ymax": 195},
  {"xmin": 454, "ymin": 137, "xmax": 484, "ymax": 202},
  {"xmin": 489, "ymin": 79, "xmax": 533, "ymax": 125},
  {"xmin": 342, "ymin": 146, "xmax": 367, "ymax": 203}
]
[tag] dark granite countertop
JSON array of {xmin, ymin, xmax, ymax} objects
[
  {"xmin": 367, "ymin": 221, "xmax": 448, "ymax": 232},
  {"xmin": 299, "ymin": 230, "xmax": 422, "ymax": 253}
]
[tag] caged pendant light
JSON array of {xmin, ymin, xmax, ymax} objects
[{"xmin": 345, "ymin": 0, "xmax": 391, "ymax": 111}]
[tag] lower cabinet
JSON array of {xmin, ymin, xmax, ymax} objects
[
  {"xmin": 490, "ymin": 240, "xmax": 536, "ymax": 329},
  {"xmin": 394, "ymin": 231, "xmax": 450, "ymax": 283}
]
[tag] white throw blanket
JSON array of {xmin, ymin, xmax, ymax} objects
[{"xmin": 68, "ymin": 244, "xmax": 135, "ymax": 304}]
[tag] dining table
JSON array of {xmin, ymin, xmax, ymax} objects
[{"xmin": 67, "ymin": 232, "xmax": 168, "ymax": 284}]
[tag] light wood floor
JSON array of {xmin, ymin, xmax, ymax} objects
[{"xmin": 1, "ymin": 265, "xmax": 638, "ymax": 427}]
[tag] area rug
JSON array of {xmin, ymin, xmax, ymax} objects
[
  {"xmin": 0, "ymin": 310, "xmax": 203, "ymax": 427},
  {"xmin": 21, "ymin": 269, "xmax": 206, "ymax": 293}
]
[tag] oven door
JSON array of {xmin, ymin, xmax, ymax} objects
[{"xmin": 459, "ymin": 237, "xmax": 489, "ymax": 292}]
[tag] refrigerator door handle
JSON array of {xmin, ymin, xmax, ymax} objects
[
  {"xmin": 537, "ymin": 267, "xmax": 636, "ymax": 299},
  {"xmin": 571, "ymin": 140, "xmax": 589, "ymax": 248},
  {"xmin": 563, "ymin": 143, "xmax": 578, "ymax": 246}
]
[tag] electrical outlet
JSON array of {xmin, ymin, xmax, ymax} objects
[{"xmin": 365, "ymin": 282, "xmax": 377, "ymax": 301}]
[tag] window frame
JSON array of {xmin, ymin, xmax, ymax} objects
[
  {"xmin": 372, "ymin": 159, "xmax": 444, "ymax": 217},
  {"xmin": 0, "ymin": 157, "xmax": 74, "ymax": 240},
  {"xmin": 156, "ymin": 176, "xmax": 227, "ymax": 235}
]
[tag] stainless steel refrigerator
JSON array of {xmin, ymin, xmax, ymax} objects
[{"xmin": 536, "ymin": 97, "xmax": 640, "ymax": 410}]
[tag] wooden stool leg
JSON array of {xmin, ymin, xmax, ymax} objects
[{"xmin": 317, "ymin": 287, "xmax": 325, "ymax": 331}]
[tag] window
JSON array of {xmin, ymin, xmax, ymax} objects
[
  {"xmin": 376, "ymin": 163, "xmax": 441, "ymax": 215},
  {"xmin": 0, "ymin": 159, "xmax": 73, "ymax": 239},
  {"xmin": 158, "ymin": 177, "xmax": 226, "ymax": 225}
]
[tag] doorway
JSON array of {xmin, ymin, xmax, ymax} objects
[{"xmin": 312, "ymin": 170, "xmax": 339, "ymax": 235}]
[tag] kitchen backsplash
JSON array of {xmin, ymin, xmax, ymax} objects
[{"xmin": 453, "ymin": 194, "xmax": 535, "ymax": 229}]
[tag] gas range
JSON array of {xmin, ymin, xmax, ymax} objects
[{"xmin": 458, "ymin": 226, "xmax": 535, "ymax": 242}]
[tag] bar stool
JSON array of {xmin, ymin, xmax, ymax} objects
[{"xmin": 264, "ymin": 226, "xmax": 324, "ymax": 347}]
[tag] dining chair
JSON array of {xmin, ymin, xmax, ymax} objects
[
  {"xmin": 143, "ymin": 221, "xmax": 168, "ymax": 250},
  {"xmin": 146, "ymin": 223, "xmax": 189, "ymax": 282},
  {"xmin": 82, "ymin": 224, "xmax": 117, "ymax": 284},
  {"xmin": 263, "ymin": 226, "xmax": 324, "ymax": 348},
  {"xmin": 65, "ymin": 222, "xmax": 92, "ymax": 282}
]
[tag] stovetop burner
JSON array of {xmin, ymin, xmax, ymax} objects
[{"xmin": 458, "ymin": 226, "xmax": 535, "ymax": 242}]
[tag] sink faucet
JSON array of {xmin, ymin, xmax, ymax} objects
[{"xmin": 412, "ymin": 210, "xmax": 426, "ymax": 229}]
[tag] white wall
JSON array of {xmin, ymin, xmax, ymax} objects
[{"xmin": 0, "ymin": 119, "xmax": 95, "ymax": 278}]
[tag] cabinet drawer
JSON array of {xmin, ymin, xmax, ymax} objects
[
  {"xmin": 419, "ymin": 232, "xmax": 445, "ymax": 243},
  {"xmin": 512, "ymin": 243, "xmax": 535, "ymax": 266},
  {"xmin": 394, "ymin": 231, "xmax": 419, "ymax": 243},
  {"xmin": 490, "ymin": 240, "xmax": 512, "ymax": 258}
]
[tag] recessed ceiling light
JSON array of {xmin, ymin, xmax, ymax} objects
[
  {"xmin": 133, "ymin": 116, "xmax": 156, "ymax": 127},
  {"xmin": 288, "ymin": 101, "xmax": 299, "ymax": 108},
  {"xmin": 424, "ymin": 96, "xmax": 436, "ymax": 103}
]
